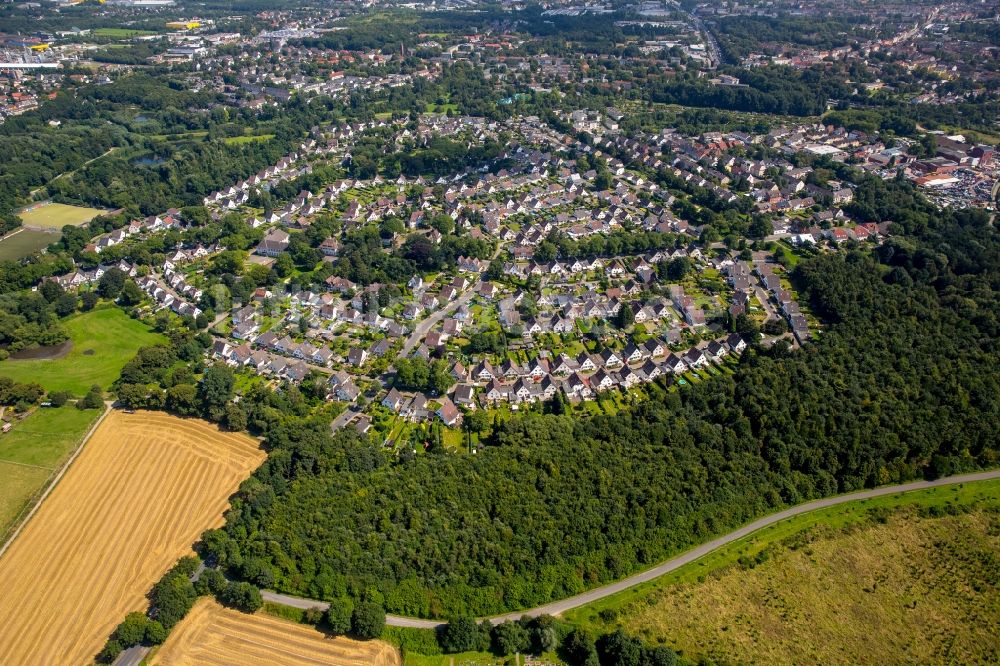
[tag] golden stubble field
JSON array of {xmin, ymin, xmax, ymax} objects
[
  {"xmin": 150, "ymin": 598, "xmax": 401, "ymax": 666},
  {"xmin": 0, "ymin": 411, "xmax": 265, "ymax": 666}
]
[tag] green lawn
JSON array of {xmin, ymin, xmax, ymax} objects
[
  {"xmin": 93, "ymin": 27, "xmax": 157, "ymax": 37},
  {"xmin": 0, "ymin": 229, "xmax": 58, "ymax": 261},
  {"xmin": 18, "ymin": 202, "xmax": 107, "ymax": 229},
  {"xmin": 148, "ymin": 130, "xmax": 209, "ymax": 142},
  {"xmin": 424, "ymin": 103, "xmax": 459, "ymax": 114},
  {"xmin": 0, "ymin": 405, "xmax": 102, "ymax": 538},
  {"xmin": 0, "ymin": 308, "xmax": 165, "ymax": 395},
  {"xmin": 222, "ymin": 133, "xmax": 275, "ymax": 145},
  {"xmin": 567, "ymin": 478, "xmax": 1000, "ymax": 665},
  {"xmin": 441, "ymin": 427, "xmax": 465, "ymax": 449},
  {"xmin": 403, "ymin": 651, "xmax": 508, "ymax": 666},
  {"xmin": 0, "ymin": 462, "xmax": 50, "ymax": 539},
  {"xmin": 0, "ymin": 405, "xmax": 100, "ymax": 468}
]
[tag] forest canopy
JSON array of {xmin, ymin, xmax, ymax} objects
[{"xmin": 202, "ymin": 194, "xmax": 1000, "ymax": 617}]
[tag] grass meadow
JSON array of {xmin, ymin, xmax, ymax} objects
[
  {"xmin": 0, "ymin": 229, "xmax": 58, "ymax": 261},
  {"xmin": 0, "ymin": 307, "xmax": 165, "ymax": 395},
  {"xmin": 92, "ymin": 27, "xmax": 157, "ymax": 37},
  {"xmin": 0, "ymin": 405, "xmax": 101, "ymax": 539}
]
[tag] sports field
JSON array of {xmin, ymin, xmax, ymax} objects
[
  {"xmin": 0, "ymin": 405, "xmax": 101, "ymax": 538},
  {"xmin": 93, "ymin": 27, "xmax": 158, "ymax": 37},
  {"xmin": 0, "ymin": 229, "xmax": 58, "ymax": 261},
  {"xmin": 151, "ymin": 598, "xmax": 400, "ymax": 666},
  {"xmin": 0, "ymin": 307, "xmax": 165, "ymax": 395},
  {"xmin": 18, "ymin": 202, "xmax": 106, "ymax": 229},
  {"xmin": 0, "ymin": 411, "xmax": 264, "ymax": 665}
]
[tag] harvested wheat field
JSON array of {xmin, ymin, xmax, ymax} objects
[
  {"xmin": 150, "ymin": 598, "xmax": 401, "ymax": 666},
  {"xmin": 0, "ymin": 411, "xmax": 264, "ymax": 666}
]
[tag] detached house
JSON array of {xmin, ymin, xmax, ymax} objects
[
  {"xmin": 684, "ymin": 347, "xmax": 708, "ymax": 368},
  {"xmin": 382, "ymin": 388, "xmax": 406, "ymax": 412},
  {"xmin": 347, "ymin": 346, "xmax": 368, "ymax": 367},
  {"xmin": 256, "ymin": 229, "xmax": 290, "ymax": 257},
  {"xmin": 436, "ymin": 397, "xmax": 462, "ymax": 427}
]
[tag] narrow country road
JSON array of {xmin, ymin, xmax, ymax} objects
[{"xmin": 262, "ymin": 469, "xmax": 1000, "ymax": 628}]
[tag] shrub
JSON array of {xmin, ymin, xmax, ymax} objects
[
  {"xmin": 113, "ymin": 612, "xmax": 149, "ymax": 646},
  {"xmin": 491, "ymin": 621, "xmax": 530, "ymax": 656},
  {"xmin": 144, "ymin": 620, "xmax": 167, "ymax": 645},
  {"xmin": 96, "ymin": 639, "xmax": 123, "ymax": 664},
  {"xmin": 48, "ymin": 391, "xmax": 71, "ymax": 407},
  {"xmin": 351, "ymin": 601, "xmax": 385, "ymax": 640},
  {"xmin": 77, "ymin": 385, "xmax": 104, "ymax": 409},
  {"xmin": 324, "ymin": 598, "xmax": 354, "ymax": 635},
  {"xmin": 303, "ymin": 606, "xmax": 324, "ymax": 625},
  {"xmin": 439, "ymin": 616, "xmax": 481, "ymax": 653},
  {"xmin": 194, "ymin": 567, "xmax": 227, "ymax": 596},
  {"xmin": 151, "ymin": 559, "xmax": 198, "ymax": 629},
  {"xmin": 241, "ymin": 557, "xmax": 275, "ymax": 588},
  {"xmin": 220, "ymin": 581, "xmax": 263, "ymax": 613}
]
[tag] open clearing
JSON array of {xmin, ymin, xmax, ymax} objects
[
  {"xmin": 151, "ymin": 598, "xmax": 400, "ymax": 666},
  {"xmin": 222, "ymin": 133, "xmax": 275, "ymax": 145},
  {"xmin": 0, "ymin": 411, "xmax": 264, "ymax": 665},
  {"xmin": 0, "ymin": 462, "xmax": 50, "ymax": 538},
  {"xmin": 570, "ymin": 480, "xmax": 1000, "ymax": 666},
  {"xmin": 0, "ymin": 307, "xmax": 165, "ymax": 394},
  {"xmin": 92, "ymin": 27, "xmax": 158, "ymax": 37},
  {"xmin": 0, "ymin": 405, "xmax": 100, "ymax": 538},
  {"xmin": 17, "ymin": 202, "xmax": 106, "ymax": 229},
  {"xmin": 0, "ymin": 229, "xmax": 58, "ymax": 261}
]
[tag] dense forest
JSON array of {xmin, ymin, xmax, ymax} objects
[
  {"xmin": 711, "ymin": 15, "xmax": 869, "ymax": 61},
  {"xmin": 646, "ymin": 66, "xmax": 850, "ymax": 117},
  {"xmin": 200, "ymin": 185, "xmax": 999, "ymax": 616}
]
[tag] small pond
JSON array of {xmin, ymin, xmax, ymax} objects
[{"xmin": 8, "ymin": 339, "xmax": 73, "ymax": 360}]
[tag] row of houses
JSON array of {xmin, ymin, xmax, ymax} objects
[
  {"xmin": 85, "ymin": 211, "xmax": 186, "ymax": 254},
  {"xmin": 211, "ymin": 340, "xmax": 311, "ymax": 383},
  {"xmin": 753, "ymin": 261, "xmax": 811, "ymax": 342},
  {"xmin": 467, "ymin": 333, "xmax": 748, "ymax": 407},
  {"xmin": 251, "ymin": 329, "xmax": 335, "ymax": 366},
  {"xmin": 51, "ymin": 259, "xmax": 137, "ymax": 290},
  {"xmin": 380, "ymin": 388, "xmax": 463, "ymax": 428},
  {"xmin": 135, "ymin": 275, "xmax": 203, "ymax": 319},
  {"xmin": 202, "ymin": 145, "xmax": 318, "ymax": 210}
]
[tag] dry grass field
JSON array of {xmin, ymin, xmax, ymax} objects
[
  {"xmin": 614, "ymin": 508, "xmax": 1000, "ymax": 665},
  {"xmin": 17, "ymin": 202, "xmax": 106, "ymax": 229},
  {"xmin": 0, "ymin": 411, "xmax": 263, "ymax": 666},
  {"xmin": 150, "ymin": 598, "xmax": 401, "ymax": 666}
]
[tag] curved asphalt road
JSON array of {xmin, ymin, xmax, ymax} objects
[{"xmin": 262, "ymin": 469, "xmax": 1000, "ymax": 628}]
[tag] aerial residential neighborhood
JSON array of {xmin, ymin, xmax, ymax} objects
[{"xmin": 0, "ymin": 0, "xmax": 997, "ymax": 664}]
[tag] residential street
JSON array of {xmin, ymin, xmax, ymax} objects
[
  {"xmin": 396, "ymin": 284, "xmax": 477, "ymax": 360},
  {"xmin": 329, "ymin": 406, "xmax": 358, "ymax": 431}
]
